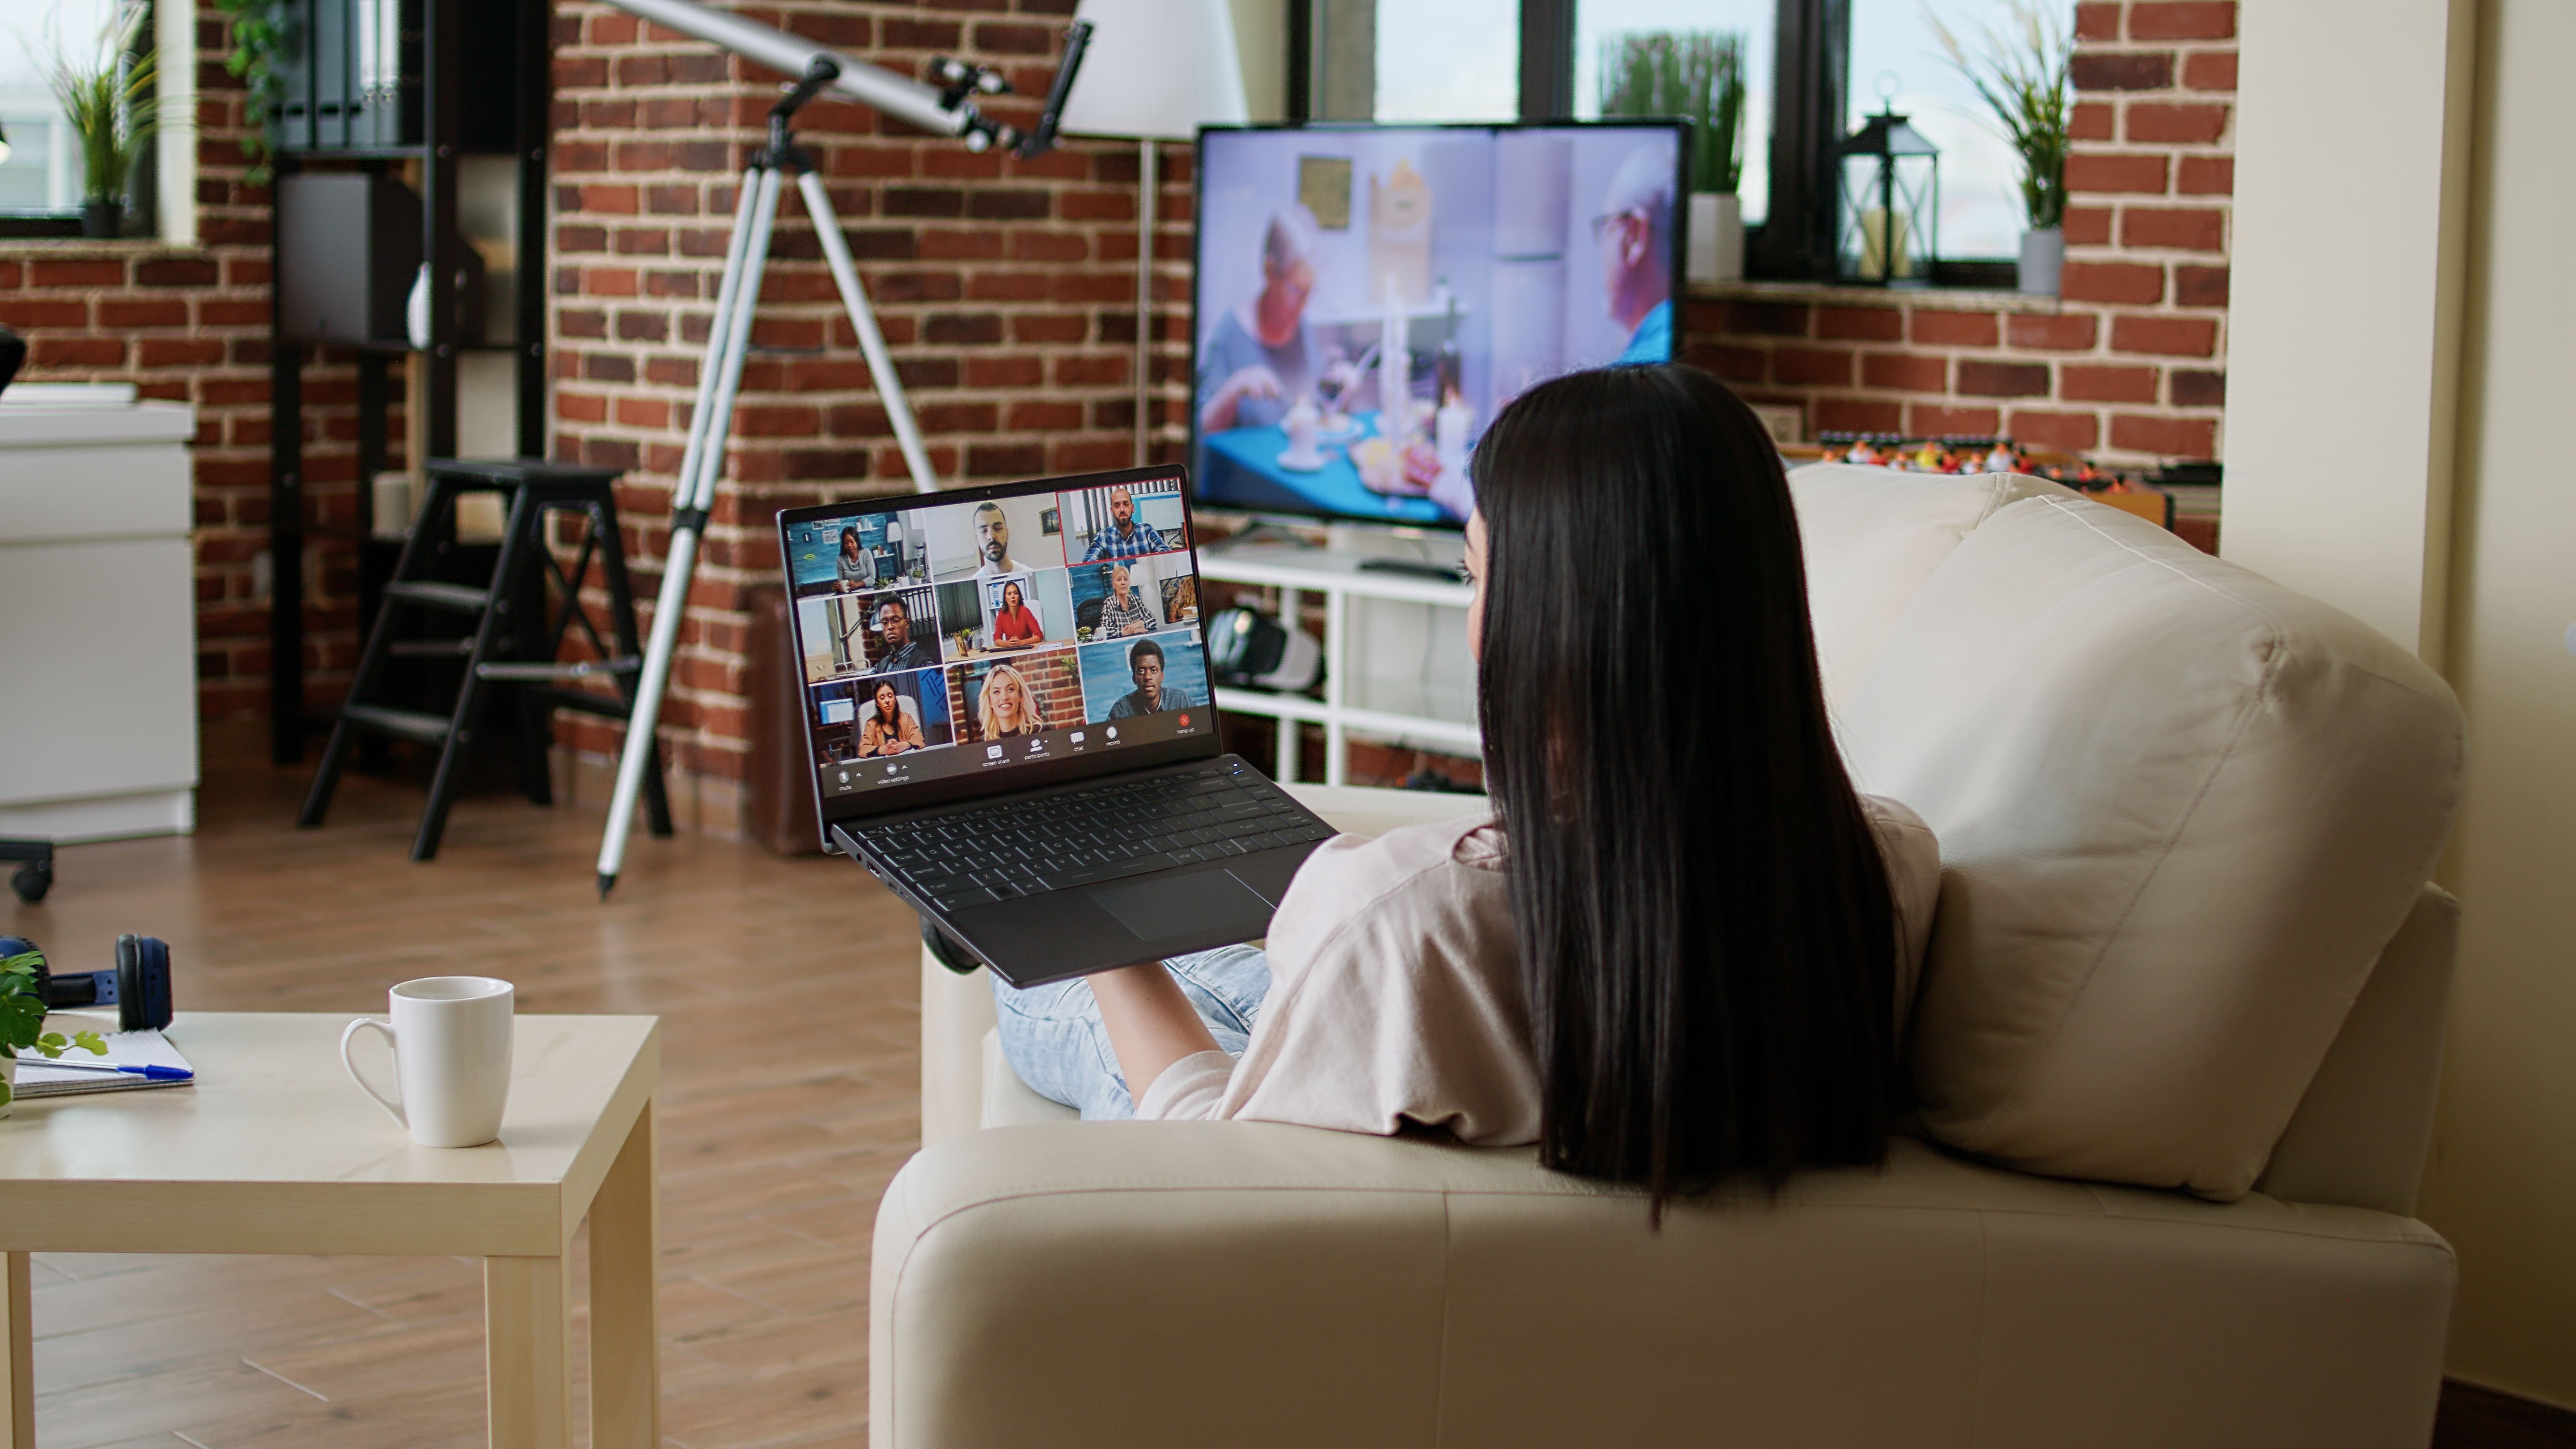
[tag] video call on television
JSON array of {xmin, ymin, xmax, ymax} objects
[
  {"xmin": 1191, "ymin": 122, "xmax": 1684, "ymax": 528},
  {"xmin": 783, "ymin": 476, "xmax": 1208, "ymax": 800}
]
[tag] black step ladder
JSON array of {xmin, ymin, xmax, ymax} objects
[{"xmin": 298, "ymin": 459, "xmax": 675, "ymax": 861}]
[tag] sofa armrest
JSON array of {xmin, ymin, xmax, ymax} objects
[
  {"xmin": 870, "ymin": 1128, "xmax": 2451, "ymax": 1449},
  {"xmin": 2257, "ymin": 884, "xmax": 2458, "ymax": 1214},
  {"xmin": 921, "ymin": 951, "xmax": 997, "ymax": 1147},
  {"xmin": 981, "ymin": 1026, "xmax": 1076, "ymax": 1126}
]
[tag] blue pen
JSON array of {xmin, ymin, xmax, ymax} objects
[{"xmin": 29, "ymin": 1060, "xmax": 193, "ymax": 1081}]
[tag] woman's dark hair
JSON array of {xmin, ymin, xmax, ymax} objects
[
  {"xmin": 1470, "ymin": 364, "xmax": 1897, "ymax": 1213},
  {"xmin": 840, "ymin": 527, "xmax": 860, "ymax": 555}
]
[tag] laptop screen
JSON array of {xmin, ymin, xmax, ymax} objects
[{"xmin": 778, "ymin": 467, "xmax": 1216, "ymax": 819}]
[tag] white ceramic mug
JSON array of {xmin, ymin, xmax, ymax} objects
[{"xmin": 340, "ymin": 976, "xmax": 515, "ymax": 1147}]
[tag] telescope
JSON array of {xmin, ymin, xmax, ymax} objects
[
  {"xmin": 591, "ymin": 1, "xmax": 1093, "ymax": 896},
  {"xmin": 600, "ymin": 0, "xmax": 1086, "ymax": 157}
]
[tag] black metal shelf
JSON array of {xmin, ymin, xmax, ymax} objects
[
  {"xmin": 276, "ymin": 144, "xmax": 533, "ymax": 161},
  {"xmin": 277, "ymin": 145, "xmax": 428, "ymax": 160},
  {"xmin": 269, "ymin": 0, "xmax": 551, "ymax": 766},
  {"xmin": 282, "ymin": 336, "xmax": 524, "ymax": 355}
]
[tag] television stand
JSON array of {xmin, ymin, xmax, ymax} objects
[
  {"xmin": 1198, "ymin": 539, "xmax": 1479, "ymax": 787},
  {"xmin": 1355, "ymin": 556, "xmax": 1467, "ymax": 583}
]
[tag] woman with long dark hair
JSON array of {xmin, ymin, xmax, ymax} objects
[
  {"xmin": 860, "ymin": 679, "xmax": 925, "ymax": 757},
  {"xmin": 836, "ymin": 527, "xmax": 873, "ymax": 591},
  {"xmin": 995, "ymin": 365, "xmax": 1939, "ymax": 1208}
]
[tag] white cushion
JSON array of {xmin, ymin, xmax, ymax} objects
[
  {"xmin": 1836, "ymin": 493, "xmax": 2463, "ymax": 1199},
  {"xmin": 1788, "ymin": 464, "xmax": 2074, "ymax": 712},
  {"xmin": 983, "ymin": 1027, "xmax": 1078, "ymax": 1127}
]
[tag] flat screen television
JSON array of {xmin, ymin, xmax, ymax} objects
[{"xmin": 1189, "ymin": 120, "xmax": 1687, "ymax": 530}]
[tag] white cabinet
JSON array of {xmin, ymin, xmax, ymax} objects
[
  {"xmin": 1199, "ymin": 540, "xmax": 1480, "ymax": 787},
  {"xmin": 0, "ymin": 397, "xmax": 200, "ymax": 841}
]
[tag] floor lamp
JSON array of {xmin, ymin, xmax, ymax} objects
[{"xmin": 1061, "ymin": 0, "xmax": 1250, "ymax": 466}]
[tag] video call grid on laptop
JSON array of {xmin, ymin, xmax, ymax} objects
[{"xmin": 778, "ymin": 466, "xmax": 1220, "ymax": 823}]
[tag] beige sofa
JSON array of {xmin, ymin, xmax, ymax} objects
[{"xmin": 871, "ymin": 467, "xmax": 2466, "ymax": 1448}]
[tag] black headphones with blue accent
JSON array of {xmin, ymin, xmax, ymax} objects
[{"xmin": 0, "ymin": 935, "xmax": 174, "ymax": 1032}]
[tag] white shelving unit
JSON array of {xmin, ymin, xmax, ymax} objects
[{"xmin": 1198, "ymin": 539, "xmax": 1478, "ymax": 787}]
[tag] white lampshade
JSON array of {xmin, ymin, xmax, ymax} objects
[{"xmin": 1060, "ymin": 0, "xmax": 1251, "ymax": 141}]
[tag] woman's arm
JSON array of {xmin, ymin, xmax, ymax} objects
[{"xmin": 1089, "ymin": 963, "xmax": 1222, "ymax": 1102}]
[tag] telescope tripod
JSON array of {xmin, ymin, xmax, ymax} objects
[{"xmin": 596, "ymin": 64, "xmax": 937, "ymax": 895}]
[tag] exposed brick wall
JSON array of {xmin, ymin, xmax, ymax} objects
[
  {"xmin": 1683, "ymin": 0, "xmax": 2236, "ymax": 465},
  {"xmin": 0, "ymin": 0, "xmax": 383, "ymax": 723},
  {"xmin": 548, "ymin": 0, "xmax": 1159, "ymax": 822}
]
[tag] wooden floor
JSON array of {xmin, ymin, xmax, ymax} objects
[
  {"xmin": 5, "ymin": 731, "xmax": 922, "ymax": 1449},
  {"xmin": 13, "ymin": 733, "xmax": 2570, "ymax": 1449}
]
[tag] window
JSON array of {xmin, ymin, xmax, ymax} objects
[
  {"xmin": 1574, "ymin": 0, "xmax": 1776, "ymax": 226},
  {"xmin": 1374, "ymin": 0, "xmax": 1519, "ymax": 122},
  {"xmin": 0, "ymin": 0, "xmax": 188, "ymax": 239},
  {"xmin": 1848, "ymin": 0, "xmax": 2032, "ymax": 261},
  {"xmin": 1294, "ymin": 0, "xmax": 2062, "ymax": 281}
]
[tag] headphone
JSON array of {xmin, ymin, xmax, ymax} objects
[
  {"xmin": 0, "ymin": 935, "xmax": 174, "ymax": 1032},
  {"xmin": 1205, "ymin": 605, "xmax": 1323, "ymax": 692}
]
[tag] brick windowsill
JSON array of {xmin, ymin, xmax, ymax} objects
[{"xmin": 1688, "ymin": 278, "xmax": 2068, "ymax": 315}]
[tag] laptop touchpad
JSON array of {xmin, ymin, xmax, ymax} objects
[{"xmin": 1090, "ymin": 870, "xmax": 1272, "ymax": 943}]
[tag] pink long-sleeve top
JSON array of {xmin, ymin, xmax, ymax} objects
[{"xmin": 1134, "ymin": 800, "xmax": 1944, "ymax": 1143}]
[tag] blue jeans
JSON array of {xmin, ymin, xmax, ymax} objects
[{"xmin": 992, "ymin": 945, "xmax": 1272, "ymax": 1119}]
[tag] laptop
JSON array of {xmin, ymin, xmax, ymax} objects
[{"xmin": 776, "ymin": 465, "xmax": 1337, "ymax": 987}]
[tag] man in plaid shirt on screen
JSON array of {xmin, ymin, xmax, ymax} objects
[{"xmin": 1081, "ymin": 485, "xmax": 1171, "ymax": 561}]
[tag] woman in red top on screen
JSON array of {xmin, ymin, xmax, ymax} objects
[{"xmin": 989, "ymin": 579, "xmax": 1045, "ymax": 649}]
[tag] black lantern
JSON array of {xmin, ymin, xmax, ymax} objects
[{"xmin": 1836, "ymin": 88, "xmax": 1940, "ymax": 287}]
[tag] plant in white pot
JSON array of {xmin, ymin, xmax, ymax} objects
[
  {"xmin": 1601, "ymin": 30, "xmax": 1747, "ymax": 285},
  {"xmin": 47, "ymin": 0, "xmax": 160, "ymax": 239},
  {"xmin": 0, "ymin": 948, "xmax": 108, "ymax": 1115},
  {"xmin": 1929, "ymin": 0, "xmax": 2069, "ymax": 295}
]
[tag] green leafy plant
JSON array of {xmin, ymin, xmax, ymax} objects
[
  {"xmin": 47, "ymin": 0, "xmax": 160, "ymax": 208},
  {"xmin": 1, "ymin": 950, "xmax": 109, "ymax": 1109},
  {"xmin": 1925, "ymin": 0, "xmax": 2071, "ymax": 231},
  {"xmin": 211, "ymin": 0, "xmax": 286, "ymax": 184},
  {"xmin": 1600, "ymin": 31, "xmax": 1747, "ymax": 197}
]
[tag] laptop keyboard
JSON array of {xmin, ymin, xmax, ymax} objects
[{"xmin": 858, "ymin": 762, "xmax": 1334, "ymax": 912}]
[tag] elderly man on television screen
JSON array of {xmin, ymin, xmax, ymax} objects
[
  {"xmin": 1195, "ymin": 205, "xmax": 1363, "ymax": 434},
  {"xmin": 1594, "ymin": 146, "xmax": 1675, "ymax": 365}
]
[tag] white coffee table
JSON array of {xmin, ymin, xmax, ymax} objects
[{"xmin": 0, "ymin": 1012, "xmax": 660, "ymax": 1449}]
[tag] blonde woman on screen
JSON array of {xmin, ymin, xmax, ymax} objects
[{"xmin": 978, "ymin": 663, "xmax": 1039, "ymax": 738}]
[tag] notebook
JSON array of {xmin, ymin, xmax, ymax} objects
[{"xmin": 14, "ymin": 1019, "xmax": 195, "ymax": 1098}]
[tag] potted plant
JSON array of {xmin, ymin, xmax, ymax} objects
[
  {"xmin": 212, "ymin": 0, "xmax": 286, "ymax": 184},
  {"xmin": 1, "ymin": 947, "xmax": 109, "ymax": 1114},
  {"xmin": 48, "ymin": 0, "xmax": 160, "ymax": 238},
  {"xmin": 1929, "ymin": 0, "xmax": 2071, "ymax": 295},
  {"xmin": 1601, "ymin": 31, "xmax": 1748, "ymax": 285}
]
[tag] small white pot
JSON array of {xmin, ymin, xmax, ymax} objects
[
  {"xmin": 1688, "ymin": 193, "xmax": 1745, "ymax": 284},
  {"xmin": 1, "ymin": 1053, "xmax": 17, "ymax": 1118},
  {"xmin": 2018, "ymin": 227, "xmax": 2066, "ymax": 296}
]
